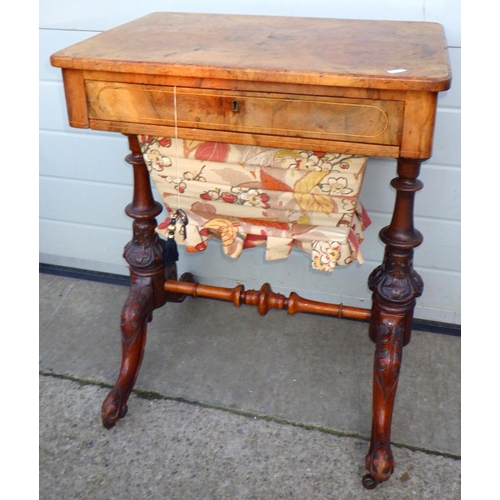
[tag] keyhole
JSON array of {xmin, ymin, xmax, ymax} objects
[{"xmin": 231, "ymin": 99, "xmax": 239, "ymax": 112}]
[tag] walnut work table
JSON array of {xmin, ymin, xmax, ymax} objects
[{"xmin": 51, "ymin": 12, "xmax": 452, "ymax": 490}]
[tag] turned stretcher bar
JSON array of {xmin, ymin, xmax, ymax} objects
[{"xmin": 165, "ymin": 279, "xmax": 372, "ymax": 320}]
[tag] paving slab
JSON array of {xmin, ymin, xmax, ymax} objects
[
  {"xmin": 39, "ymin": 273, "xmax": 461, "ymax": 457},
  {"xmin": 39, "ymin": 273, "xmax": 461, "ymax": 497},
  {"xmin": 39, "ymin": 375, "xmax": 461, "ymax": 499}
]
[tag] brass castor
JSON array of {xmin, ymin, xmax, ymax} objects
[{"xmin": 362, "ymin": 474, "xmax": 378, "ymax": 490}]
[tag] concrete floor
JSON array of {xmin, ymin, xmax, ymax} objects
[{"xmin": 39, "ymin": 272, "xmax": 460, "ymax": 499}]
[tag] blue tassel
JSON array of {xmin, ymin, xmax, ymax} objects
[
  {"xmin": 163, "ymin": 210, "xmax": 188, "ymax": 265},
  {"xmin": 164, "ymin": 236, "xmax": 179, "ymax": 265}
]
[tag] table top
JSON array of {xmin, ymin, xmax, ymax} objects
[{"xmin": 51, "ymin": 12, "xmax": 451, "ymax": 92}]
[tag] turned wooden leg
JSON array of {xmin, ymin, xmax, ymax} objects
[
  {"xmin": 102, "ymin": 135, "xmax": 167, "ymax": 429},
  {"xmin": 362, "ymin": 158, "xmax": 424, "ymax": 489}
]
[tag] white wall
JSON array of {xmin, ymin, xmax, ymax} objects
[{"xmin": 39, "ymin": 0, "xmax": 461, "ymax": 324}]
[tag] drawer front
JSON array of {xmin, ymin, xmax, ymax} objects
[{"xmin": 86, "ymin": 81, "xmax": 404, "ymax": 146}]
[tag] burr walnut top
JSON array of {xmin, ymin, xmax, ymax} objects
[{"xmin": 51, "ymin": 12, "xmax": 451, "ymax": 92}]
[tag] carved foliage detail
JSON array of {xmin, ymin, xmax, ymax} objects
[
  {"xmin": 375, "ymin": 317, "xmax": 404, "ymax": 403},
  {"xmin": 120, "ymin": 277, "xmax": 154, "ymax": 349},
  {"xmin": 123, "ymin": 220, "xmax": 164, "ymax": 269},
  {"xmin": 368, "ymin": 250, "xmax": 423, "ymax": 303}
]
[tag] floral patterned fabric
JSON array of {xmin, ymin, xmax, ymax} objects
[{"xmin": 138, "ymin": 136, "xmax": 371, "ymax": 272}]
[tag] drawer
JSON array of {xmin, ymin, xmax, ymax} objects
[{"xmin": 85, "ymin": 81, "xmax": 404, "ymax": 146}]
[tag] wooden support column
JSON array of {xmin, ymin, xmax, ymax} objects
[
  {"xmin": 101, "ymin": 135, "xmax": 168, "ymax": 429},
  {"xmin": 362, "ymin": 158, "xmax": 424, "ymax": 489}
]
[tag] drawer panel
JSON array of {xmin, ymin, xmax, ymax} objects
[{"xmin": 86, "ymin": 81, "xmax": 404, "ymax": 146}]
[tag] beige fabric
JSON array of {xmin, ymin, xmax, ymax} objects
[{"xmin": 138, "ymin": 136, "xmax": 371, "ymax": 272}]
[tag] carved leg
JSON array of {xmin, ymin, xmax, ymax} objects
[
  {"xmin": 102, "ymin": 135, "xmax": 167, "ymax": 428},
  {"xmin": 102, "ymin": 275, "xmax": 154, "ymax": 428},
  {"xmin": 363, "ymin": 158, "xmax": 424, "ymax": 488}
]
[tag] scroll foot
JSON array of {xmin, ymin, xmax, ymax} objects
[
  {"xmin": 364, "ymin": 439, "xmax": 394, "ymax": 486},
  {"xmin": 102, "ymin": 387, "xmax": 128, "ymax": 429}
]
